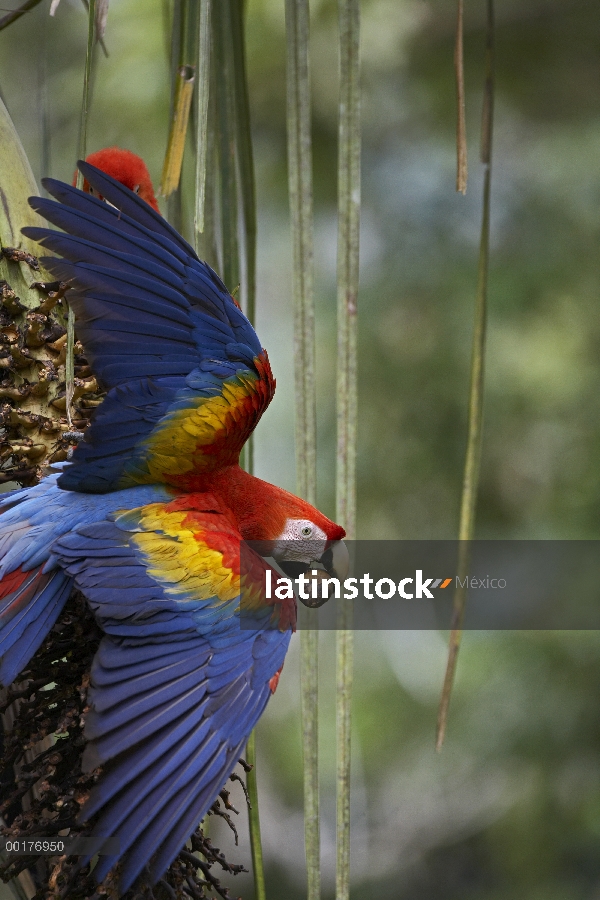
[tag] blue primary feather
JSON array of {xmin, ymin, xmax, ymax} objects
[
  {"xmin": 143, "ymin": 763, "xmax": 240, "ymax": 884},
  {"xmin": 24, "ymin": 201, "xmax": 188, "ymax": 274},
  {"xmin": 23, "ymin": 229, "xmax": 186, "ymax": 292},
  {"xmin": 88, "ymin": 711, "xmax": 208, "ymax": 809},
  {"xmin": 90, "ymin": 732, "xmax": 227, "ymax": 884},
  {"xmin": 0, "ymin": 571, "xmax": 67, "ymax": 650},
  {"xmin": 119, "ymin": 745, "xmax": 235, "ymax": 888},
  {"xmin": 41, "ymin": 174, "xmax": 193, "ymax": 261},
  {"xmin": 43, "ymin": 170, "xmax": 197, "ymax": 259},
  {"xmin": 78, "ymin": 160, "xmax": 194, "ymax": 256}
]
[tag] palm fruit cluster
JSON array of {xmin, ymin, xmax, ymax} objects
[
  {"xmin": 0, "ymin": 96, "xmax": 105, "ymax": 486},
  {"xmin": 0, "ymin": 250, "xmax": 103, "ymax": 487}
]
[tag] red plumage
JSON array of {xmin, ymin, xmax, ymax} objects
[{"xmin": 176, "ymin": 464, "xmax": 345, "ymax": 543}]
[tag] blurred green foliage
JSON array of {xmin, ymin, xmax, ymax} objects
[{"xmin": 2, "ymin": 0, "xmax": 600, "ymax": 897}]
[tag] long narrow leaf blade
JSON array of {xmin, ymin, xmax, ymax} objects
[
  {"xmin": 436, "ymin": 0, "xmax": 495, "ymax": 751},
  {"xmin": 194, "ymin": 0, "xmax": 211, "ymax": 242},
  {"xmin": 0, "ymin": 0, "xmax": 44, "ymax": 33},
  {"xmin": 231, "ymin": 1, "xmax": 256, "ymax": 326},
  {"xmin": 161, "ymin": 63, "xmax": 196, "ymax": 198},
  {"xmin": 213, "ymin": 6, "xmax": 264, "ymax": 895}
]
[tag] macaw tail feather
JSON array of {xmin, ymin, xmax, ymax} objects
[{"xmin": 0, "ymin": 565, "xmax": 73, "ymax": 685}]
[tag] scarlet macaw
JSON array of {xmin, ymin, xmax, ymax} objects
[{"xmin": 0, "ymin": 154, "xmax": 347, "ymax": 890}]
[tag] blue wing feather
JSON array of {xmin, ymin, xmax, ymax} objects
[
  {"xmin": 77, "ymin": 160, "xmax": 196, "ymax": 258},
  {"xmin": 42, "ymin": 172, "xmax": 194, "ymax": 261},
  {"xmin": 25, "ymin": 164, "xmax": 272, "ymax": 494},
  {"xmin": 82, "ymin": 705, "xmax": 213, "ymax": 817},
  {"xmin": 49, "ymin": 499, "xmax": 291, "ymax": 892},
  {"xmin": 119, "ymin": 743, "xmax": 238, "ymax": 889},
  {"xmin": 24, "ymin": 200, "xmax": 188, "ymax": 274},
  {"xmin": 91, "ymin": 732, "xmax": 227, "ymax": 885},
  {"xmin": 23, "ymin": 229, "xmax": 185, "ymax": 292}
]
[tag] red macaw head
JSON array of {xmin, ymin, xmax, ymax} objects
[
  {"xmin": 213, "ymin": 469, "xmax": 348, "ymax": 584},
  {"xmin": 73, "ymin": 147, "xmax": 160, "ymax": 212},
  {"xmin": 271, "ymin": 497, "xmax": 347, "ymax": 578}
]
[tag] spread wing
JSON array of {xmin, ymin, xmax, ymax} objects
[
  {"xmin": 22, "ymin": 161, "xmax": 275, "ymax": 494},
  {"xmin": 53, "ymin": 492, "xmax": 293, "ymax": 892}
]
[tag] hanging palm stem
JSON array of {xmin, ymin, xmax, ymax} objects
[
  {"xmin": 245, "ymin": 729, "xmax": 267, "ymax": 900},
  {"xmin": 199, "ymin": 62, "xmax": 219, "ymax": 271},
  {"xmin": 285, "ymin": 1, "xmax": 320, "ymax": 898},
  {"xmin": 230, "ymin": 1, "xmax": 257, "ymax": 476},
  {"xmin": 335, "ymin": 1, "xmax": 360, "ymax": 898},
  {"xmin": 455, "ymin": 0, "xmax": 467, "ymax": 194},
  {"xmin": 37, "ymin": 1, "xmax": 51, "ymax": 186},
  {"xmin": 286, "ymin": 0, "xmax": 317, "ymax": 508},
  {"xmin": 0, "ymin": 0, "xmax": 44, "ymax": 32},
  {"xmin": 204, "ymin": 3, "xmax": 264, "ymax": 893},
  {"xmin": 436, "ymin": 0, "xmax": 495, "ymax": 752},
  {"xmin": 165, "ymin": 0, "xmax": 184, "ymax": 231},
  {"xmin": 66, "ymin": 0, "xmax": 97, "ymax": 429},
  {"xmin": 230, "ymin": 3, "xmax": 256, "ymax": 327},
  {"xmin": 212, "ymin": 1, "xmax": 239, "ymax": 292},
  {"xmin": 75, "ymin": 0, "xmax": 96, "ymax": 189}
]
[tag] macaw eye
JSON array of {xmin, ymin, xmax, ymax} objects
[
  {"xmin": 133, "ymin": 184, "xmax": 140, "ymax": 194},
  {"xmin": 301, "ymin": 525, "xmax": 313, "ymax": 537}
]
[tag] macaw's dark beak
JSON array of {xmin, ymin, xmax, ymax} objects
[
  {"xmin": 319, "ymin": 540, "xmax": 350, "ymax": 580},
  {"xmin": 279, "ymin": 540, "xmax": 349, "ymax": 609}
]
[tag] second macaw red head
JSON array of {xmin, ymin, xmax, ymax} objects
[{"xmin": 73, "ymin": 147, "xmax": 160, "ymax": 212}]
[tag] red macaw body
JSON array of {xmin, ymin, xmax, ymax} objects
[{"xmin": 0, "ymin": 154, "xmax": 346, "ymax": 892}]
